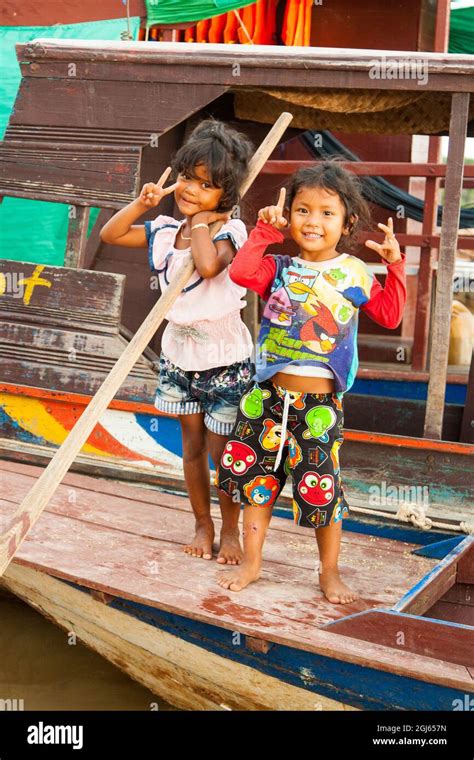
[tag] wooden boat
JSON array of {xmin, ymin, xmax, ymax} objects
[
  {"xmin": 0, "ymin": 38, "xmax": 472, "ymax": 710},
  {"xmin": 0, "ymin": 459, "xmax": 472, "ymax": 711}
]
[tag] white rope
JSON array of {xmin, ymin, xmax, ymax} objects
[
  {"xmin": 395, "ymin": 502, "xmax": 433, "ymax": 530},
  {"xmin": 347, "ymin": 504, "xmax": 472, "ymax": 534}
]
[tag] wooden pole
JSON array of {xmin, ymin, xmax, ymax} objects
[
  {"xmin": 423, "ymin": 93, "xmax": 470, "ymax": 440},
  {"xmin": 0, "ymin": 111, "xmax": 294, "ymax": 577},
  {"xmin": 411, "ymin": 0, "xmax": 450, "ymax": 372}
]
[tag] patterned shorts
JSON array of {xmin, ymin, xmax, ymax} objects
[
  {"xmin": 155, "ymin": 353, "xmax": 253, "ymax": 436},
  {"xmin": 217, "ymin": 379, "xmax": 350, "ymax": 529}
]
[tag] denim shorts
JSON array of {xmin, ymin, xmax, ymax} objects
[
  {"xmin": 217, "ymin": 379, "xmax": 349, "ymax": 529},
  {"xmin": 155, "ymin": 353, "xmax": 254, "ymax": 435}
]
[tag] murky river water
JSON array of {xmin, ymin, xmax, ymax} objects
[{"xmin": 0, "ymin": 591, "xmax": 174, "ymax": 711}]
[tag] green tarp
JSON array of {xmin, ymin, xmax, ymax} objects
[
  {"xmin": 0, "ymin": 17, "xmax": 141, "ymax": 266},
  {"xmin": 144, "ymin": 0, "xmax": 254, "ymax": 25},
  {"xmin": 449, "ymin": 1, "xmax": 474, "ymax": 54}
]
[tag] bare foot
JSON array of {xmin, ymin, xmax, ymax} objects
[
  {"xmin": 319, "ymin": 567, "xmax": 360, "ymax": 604},
  {"xmin": 217, "ymin": 528, "xmax": 243, "ymax": 565},
  {"xmin": 217, "ymin": 560, "xmax": 261, "ymax": 591},
  {"xmin": 184, "ymin": 520, "xmax": 215, "ymax": 560}
]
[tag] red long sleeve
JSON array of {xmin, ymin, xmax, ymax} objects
[
  {"xmin": 229, "ymin": 219, "xmax": 282, "ymax": 300},
  {"xmin": 361, "ymin": 256, "xmax": 407, "ymax": 328}
]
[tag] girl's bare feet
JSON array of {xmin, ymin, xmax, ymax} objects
[
  {"xmin": 319, "ymin": 567, "xmax": 359, "ymax": 604},
  {"xmin": 217, "ymin": 527, "xmax": 243, "ymax": 565},
  {"xmin": 217, "ymin": 559, "xmax": 261, "ymax": 591},
  {"xmin": 184, "ymin": 519, "xmax": 215, "ymax": 560}
]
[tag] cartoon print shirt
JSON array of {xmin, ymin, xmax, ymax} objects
[
  {"xmin": 229, "ymin": 220, "xmax": 407, "ymax": 394},
  {"xmin": 144, "ymin": 215, "xmax": 249, "ymax": 323}
]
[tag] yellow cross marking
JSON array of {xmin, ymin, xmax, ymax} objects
[{"xmin": 17, "ymin": 265, "xmax": 52, "ymax": 305}]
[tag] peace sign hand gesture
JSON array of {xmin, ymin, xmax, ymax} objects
[
  {"xmin": 365, "ymin": 217, "xmax": 402, "ymax": 264},
  {"xmin": 138, "ymin": 166, "xmax": 179, "ymax": 208},
  {"xmin": 257, "ymin": 187, "xmax": 288, "ymax": 230}
]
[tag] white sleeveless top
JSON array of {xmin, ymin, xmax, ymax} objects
[{"xmin": 144, "ymin": 215, "xmax": 253, "ymax": 371}]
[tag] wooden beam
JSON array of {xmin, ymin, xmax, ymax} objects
[
  {"xmin": 64, "ymin": 206, "xmax": 90, "ymax": 268},
  {"xmin": 358, "ymin": 233, "xmax": 474, "ymax": 249},
  {"xmin": 262, "ymin": 161, "xmax": 474, "ymax": 177},
  {"xmin": 456, "ymin": 542, "xmax": 474, "ymax": 584},
  {"xmin": 434, "ymin": 0, "xmax": 451, "ymax": 53},
  {"xmin": 0, "ymin": 141, "xmax": 142, "ymax": 207},
  {"xmin": 323, "ymin": 609, "xmax": 473, "ymax": 668},
  {"xmin": 83, "ymin": 209, "xmax": 114, "ymax": 270},
  {"xmin": 423, "ymin": 93, "xmax": 470, "ymax": 440},
  {"xmin": 412, "ymin": 137, "xmax": 441, "ymax": 371},
  {"xmin": 393, "ymin": 537, "xmax": 472, "ymax": 615},
  {"xmin": 15, "ymin": 41, "xmax": 474, "ymax": 94}
]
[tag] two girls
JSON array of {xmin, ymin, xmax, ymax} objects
[{"xmin": 102, "ymin": 118, "xmax": 407, "ymax": 605}]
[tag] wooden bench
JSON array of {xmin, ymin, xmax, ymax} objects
[{"xmin": 0, "ymin": 259, "xmax": 157, "ymax": 401}]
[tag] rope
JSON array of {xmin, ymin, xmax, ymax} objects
[
  {"xmin": 120, "ymin": 0, "xmax": 134, "ymax": 41},
  {"xmin": 349, "ymin": 504, "xmax": 473, "ymax": 534},
  {"xmin": 233, "ymin": 9, "xmax": 254, "ymax": 44},
  {"xmin": 395, "ymin": 502, "xmax": 433, "ymax": 531}
]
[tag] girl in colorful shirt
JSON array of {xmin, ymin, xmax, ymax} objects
[
  {"xmin": 216, "ymin": 161, "xmax": 406, "ymax": 603},
  {"xmin": 100, "ymin": 119, "xmax": 255, "ymax": 565}
]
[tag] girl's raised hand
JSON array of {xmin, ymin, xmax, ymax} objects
[
  {"xmin": 258, "ymin": 187, "xmax": 288, "ymax": 230},
  {"xmin": 365, "ymin": 217, "xmax": 402, "ymax": 264},
  {"xmin": 191, "ymin": 210, "xmax": 231, "ymax": 226},
  {"xmin": 138, "ymin": 166, "xmax": 179, "ymax": 208}
]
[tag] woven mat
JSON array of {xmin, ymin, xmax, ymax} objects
[{"xmin": 234, "ymin": 88, "xmax": 474, "ymax": 134}]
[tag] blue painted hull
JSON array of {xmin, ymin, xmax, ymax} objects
[
  {"xmin": 102, "ymin": 595, "xmax": 467, "ymax": 711},
  {"xmin": 351, "ymin": 378, "xmax": 466, "ymax": 405}
]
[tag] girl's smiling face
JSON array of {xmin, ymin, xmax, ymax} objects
[
  {"xmin": 289, "ymin": 185, "xmax": 350, "ymax": 261},
  {"xmin": 175, "ymin": 163, "xmax": 224, "ymax": 216}
]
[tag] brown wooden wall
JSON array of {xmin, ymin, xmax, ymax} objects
[
  {"xmin": 309, "ymin": 0, "xmax": 436, "ymax": 51},
  {"xmin": 0, "ymin": 1, "xmax": 146, "ymax": 26},
  {"xmin": 93, "ymin": 123, "xmax": 187, "ymax": 357}
]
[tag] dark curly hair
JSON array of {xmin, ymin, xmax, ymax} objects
[
  {"xmin": 171, "ymin": 118, "xmax": 254, "ymax": 212},
  {"xmin": 286, "ymin": 159, "xmax": 371, "ymax": 252}
]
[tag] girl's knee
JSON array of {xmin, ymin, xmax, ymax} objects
[{"xmin": 180, "ymin": 419, "xmax": 207, "ymax": 460}]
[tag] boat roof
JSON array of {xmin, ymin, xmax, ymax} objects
[
  {"xmin": 16, "ymin": 40, "xmax": 474, "ymax": 135},
  {"xmin": 17, "ymin": 40, "xmax": 474, "ymax": 92}
]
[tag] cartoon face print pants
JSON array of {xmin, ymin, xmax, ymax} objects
[{"xmin": 217, "ymin": 379, "xmax": 350, "ymax": 529}]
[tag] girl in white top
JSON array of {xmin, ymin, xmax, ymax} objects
[{"xmin": 100, "ymin": 119, "xmax": 255, "ymax": 566}]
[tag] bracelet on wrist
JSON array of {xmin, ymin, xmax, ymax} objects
[{"xmin": 191, "ymin": 223, "xmax": 209, "ymax": 231}]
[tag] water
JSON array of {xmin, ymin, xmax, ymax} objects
[{"xmin": 0, "ymin": 591, "xmax": 174, "ymax": 711}]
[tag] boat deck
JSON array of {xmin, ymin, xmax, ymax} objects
[
  {"xmin": 1, "ymin": 458, "xmax": 472, "ymax": 694},
  {"xmin": 0, "ymin": 458, "xmax": 436, "ymax": 627}
]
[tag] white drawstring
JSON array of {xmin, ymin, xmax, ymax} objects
[{"xmin": 274, "ymin": 390, "xmax": 291, "ymax": 472}]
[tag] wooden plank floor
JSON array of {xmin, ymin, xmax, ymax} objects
[
  {"xmin": 3, "ymin": 459, "xmax": 472, "ymax": 689},
  {"xmin": 0, "ymin": 459, "xmax": 436, "ymax": 629}
]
